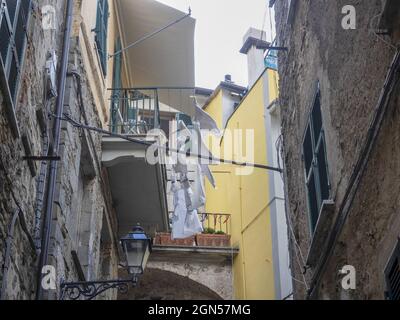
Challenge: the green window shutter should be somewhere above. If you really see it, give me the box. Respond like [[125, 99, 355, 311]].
[[303, 86, 330, 233], [0, 0, 31, 102], [385, 240, 400, 300], [95, 0, 109, 75], [111, 37, 122, 132]]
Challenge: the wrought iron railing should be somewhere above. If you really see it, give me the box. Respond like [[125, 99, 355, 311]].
[[198, 213, 231, 236], [109, 88, 160, 134], [108, 87, 195, 135], [155, 213, 232, 247]]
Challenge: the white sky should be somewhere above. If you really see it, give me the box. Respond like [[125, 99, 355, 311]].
[[157, 0, 275, 89]]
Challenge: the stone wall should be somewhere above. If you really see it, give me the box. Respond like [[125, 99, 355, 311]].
[[275, 0, 400, 299], [119, 268, 224, 300], [0, 0, 119, 300], [118, 257, 233, 300]]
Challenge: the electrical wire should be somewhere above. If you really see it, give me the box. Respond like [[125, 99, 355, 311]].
[[50, 113, 283, 173], [369, 5, 397, 51], [275, 133, 309, 290], [260, 4, 268, 41], [268, 6, 275, 43]]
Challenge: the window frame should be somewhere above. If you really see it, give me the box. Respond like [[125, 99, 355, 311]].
[[385, 239, 400, 300], [302, 83, 331, 234], [0, 0, 32, 136], [287, 0, 297, 25], [110, 37, 122, 133]]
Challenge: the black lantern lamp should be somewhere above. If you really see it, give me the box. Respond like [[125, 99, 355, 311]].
[[120, 225, 152, 276], [60, 225, 152, 300]]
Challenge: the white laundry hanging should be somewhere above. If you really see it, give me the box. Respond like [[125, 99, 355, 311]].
[[170, 178, 203, 240], [194, 99, 221, 135], [169, 104, 221, 239]]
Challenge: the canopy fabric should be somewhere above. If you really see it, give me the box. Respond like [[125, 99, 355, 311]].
[[116, 0, 196, 116]]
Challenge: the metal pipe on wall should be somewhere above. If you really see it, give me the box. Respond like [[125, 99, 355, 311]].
[[36, 0, 74, 300], [0, 209, 20, 300]]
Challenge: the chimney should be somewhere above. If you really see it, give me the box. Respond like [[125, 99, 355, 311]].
[[224, 74, 233, 83], [240, 28, 270, 87]]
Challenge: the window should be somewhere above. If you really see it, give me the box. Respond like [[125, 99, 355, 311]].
[[95, 0, 109, 75], [378, 0, 400, 36], [302, 85, 330, 234], [0, 0, 31, 102], [385, 240, 400, 300], [111, 37, 122, 133], [287, 0, 297, 25]]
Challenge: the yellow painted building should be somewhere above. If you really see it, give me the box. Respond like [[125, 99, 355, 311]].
[[203, 30, 292, 299]]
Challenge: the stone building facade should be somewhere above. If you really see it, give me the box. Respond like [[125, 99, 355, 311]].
[[0, 0, 234, 301], [274, 0, 400, 299], [0, 0, 119, 300]]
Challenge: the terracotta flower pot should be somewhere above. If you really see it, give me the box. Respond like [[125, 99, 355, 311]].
[[196, 234, 231, 247], [155, 233, 195, 246]]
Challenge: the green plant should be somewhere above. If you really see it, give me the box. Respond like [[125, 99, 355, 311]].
[[203, 227, 215, 234], [215, 230, 226, 235]]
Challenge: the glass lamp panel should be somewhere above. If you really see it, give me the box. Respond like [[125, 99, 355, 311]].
[[141, 243, 151, 271]]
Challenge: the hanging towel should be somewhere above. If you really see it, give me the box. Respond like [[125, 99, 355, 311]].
[[171, 182, 203, 240]]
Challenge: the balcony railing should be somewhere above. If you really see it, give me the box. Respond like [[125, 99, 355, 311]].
[[199, 213, 231, 235], [155, 213, 232, 248], [109, 88, 161, 134], [108, 87, 195, 135]]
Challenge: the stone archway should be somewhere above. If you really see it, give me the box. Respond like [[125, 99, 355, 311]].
[[118, 268, 223, 300]]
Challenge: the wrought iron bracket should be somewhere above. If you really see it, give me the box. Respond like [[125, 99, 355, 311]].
[[60, 276, 138, 300], [23, 156, 61, 161]]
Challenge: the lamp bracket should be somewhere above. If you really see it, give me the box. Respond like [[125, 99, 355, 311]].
[[60, 276, 138, 300]]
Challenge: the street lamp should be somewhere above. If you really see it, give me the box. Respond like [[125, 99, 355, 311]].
[[120, 225, 152, 276], [60, 226, 152, 300]]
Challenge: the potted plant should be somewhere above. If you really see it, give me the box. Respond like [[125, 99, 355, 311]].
[[154, 232, 195, 246], [196, 228, 231, 247]]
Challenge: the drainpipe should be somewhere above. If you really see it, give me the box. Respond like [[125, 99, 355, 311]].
[[0, 209, 20, 300], [36, 0, 74, 300], [33, 128, 49, 250]]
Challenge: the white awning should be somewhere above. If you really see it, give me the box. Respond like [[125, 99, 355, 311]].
[[116, 0, 196, 116]]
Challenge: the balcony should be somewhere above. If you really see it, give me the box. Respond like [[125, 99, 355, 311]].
[[109, 87, 195, 134], [102, 87, 197, 238], [101, 0, 196, 239], [152, 213, 238, 262]]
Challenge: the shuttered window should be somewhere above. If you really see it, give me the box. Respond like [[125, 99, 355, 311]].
[[95, 0, 109, 75], [302, 85, 330, 234], [385, 240, 400, 300], [110, 37, 122, 132], [0, 0, 31, 102]]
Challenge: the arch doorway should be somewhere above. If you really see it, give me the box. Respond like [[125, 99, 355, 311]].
[[118, 268, 223, 300]]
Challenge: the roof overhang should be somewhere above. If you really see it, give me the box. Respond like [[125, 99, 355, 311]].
[[239, 37, 271, 54], [102, 136, 169, 237], [116, 0, 196, 116]]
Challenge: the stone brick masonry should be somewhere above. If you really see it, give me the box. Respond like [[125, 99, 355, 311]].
[[0, 0, 118, 300], [275, 0, 400, 299]]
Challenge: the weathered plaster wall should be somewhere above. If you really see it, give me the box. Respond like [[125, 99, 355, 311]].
[[275, 0, 400, 299]]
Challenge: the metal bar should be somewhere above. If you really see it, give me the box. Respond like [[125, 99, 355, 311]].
[[36, 0, 74, 300], [23, 156, 61, 161], [265, 46, 288, 51], [109, 9, 192, 59], [60, 277, 137, 300], [108, 86, 197, 91]]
